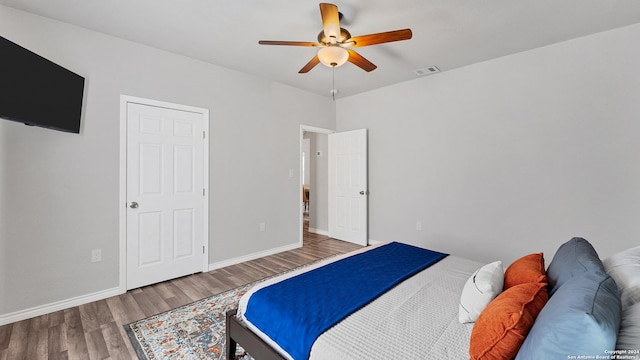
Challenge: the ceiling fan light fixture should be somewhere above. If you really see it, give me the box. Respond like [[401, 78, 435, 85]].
[[317, 46, 349, 67]]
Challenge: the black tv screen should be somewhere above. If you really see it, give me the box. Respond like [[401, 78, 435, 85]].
[[0, 35, 85, 133]]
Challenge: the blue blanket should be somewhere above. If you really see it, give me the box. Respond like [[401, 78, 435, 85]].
[[243, 242, 448, 359]]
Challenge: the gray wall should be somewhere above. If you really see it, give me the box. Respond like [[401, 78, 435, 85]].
[[0, 6, 335, 316], [336, 23, 640, 266]]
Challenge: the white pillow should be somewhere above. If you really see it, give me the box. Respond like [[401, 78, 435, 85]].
[[603, 246, 640, 310], [616, 301, 640, 350], [458, 260, 504, 323]]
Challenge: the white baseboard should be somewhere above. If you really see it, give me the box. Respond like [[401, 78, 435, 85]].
[[208, 242, 301, 271], [0, 287, 123, 326], [308, 228, 329, 236]]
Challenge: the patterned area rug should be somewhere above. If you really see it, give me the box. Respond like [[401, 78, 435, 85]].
[[124, 259, 330, 360]]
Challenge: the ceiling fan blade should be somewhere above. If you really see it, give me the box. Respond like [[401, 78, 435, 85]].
[[258, 40, 319, 47], [348, 29, 412, 47], [347, 50, 377, 72], [299, 55, 321, 73], [320, 3, 341, 41]]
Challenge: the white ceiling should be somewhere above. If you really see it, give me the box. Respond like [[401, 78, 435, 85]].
[[2, 0, 640, 98]]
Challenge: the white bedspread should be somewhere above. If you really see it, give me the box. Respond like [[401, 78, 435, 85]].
[[237, 244, 483, 360]]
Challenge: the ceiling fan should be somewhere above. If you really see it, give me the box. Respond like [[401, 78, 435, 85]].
[[258, 3, 412, 73]]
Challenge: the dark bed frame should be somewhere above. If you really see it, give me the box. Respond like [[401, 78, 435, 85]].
[[226, 308, 286, 360]]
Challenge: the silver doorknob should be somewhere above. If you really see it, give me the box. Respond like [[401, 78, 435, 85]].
[[129, 202, 139, 209]]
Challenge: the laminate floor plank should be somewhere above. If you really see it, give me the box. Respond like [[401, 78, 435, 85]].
[[206, 268, 244, 290], [47, 324, 66, 360], [48, 311, 66, 328], [0, 323, 11, 351], [116, 293, 146, 323], [102, 299, 138, 359], [95, 300, 116, 327], [63, 307, 89, 360], [102, 321, 134, 360], [129, 286, 171, 317], [150, 281, 174, 301], [78, 302, 103, 334], [169, 276, 209, 302], [157, 281, 194, 309], [5, 319, 29, 360], [26, 326, 46, 360], [193, 274, 230, 295], [85, 328, 109, 360], [0, 222, 363, 359]]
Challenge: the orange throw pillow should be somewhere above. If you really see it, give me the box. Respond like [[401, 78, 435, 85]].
[[469, 282, 548, 360], [503, 253, 546, 289]]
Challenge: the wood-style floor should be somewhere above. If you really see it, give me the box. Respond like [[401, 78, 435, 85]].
[[0, 218, 362, 360]]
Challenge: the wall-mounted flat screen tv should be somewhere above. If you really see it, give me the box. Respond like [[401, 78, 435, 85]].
[[0, 35, 85, 134]]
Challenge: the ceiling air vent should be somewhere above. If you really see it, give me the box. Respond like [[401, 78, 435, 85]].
[[413, 66, 440, 76]]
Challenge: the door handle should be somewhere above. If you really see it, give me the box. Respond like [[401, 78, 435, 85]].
[[129, 202, 139, 209], [359, 190, 369, 195]]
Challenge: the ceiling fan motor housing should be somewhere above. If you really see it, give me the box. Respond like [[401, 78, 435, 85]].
[[317, 28, 352, 45]]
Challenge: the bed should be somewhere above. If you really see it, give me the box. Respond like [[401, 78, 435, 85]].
[[226, 239, 640, 360]]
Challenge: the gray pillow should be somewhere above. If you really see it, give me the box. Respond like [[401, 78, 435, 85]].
[[546, 237, 604, 296], [516, 271, 621, 360], [515, 270, 621, 359]]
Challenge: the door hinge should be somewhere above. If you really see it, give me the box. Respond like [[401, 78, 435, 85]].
[[203, 188, 206, 196], [203, 246, 205, 254], [203, 131, 206, 139]]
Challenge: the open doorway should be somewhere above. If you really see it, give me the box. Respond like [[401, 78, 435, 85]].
[[299, 126, 369, 246], [299, 126, 334, 244]]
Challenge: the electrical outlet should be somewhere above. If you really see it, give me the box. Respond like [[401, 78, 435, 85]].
[[416, 222, 422, 231], [259, 222, 266, 232], [91, 249, 102, 263]]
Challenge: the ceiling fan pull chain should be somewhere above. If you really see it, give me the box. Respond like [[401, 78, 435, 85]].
[[332, 66, 336, 101]]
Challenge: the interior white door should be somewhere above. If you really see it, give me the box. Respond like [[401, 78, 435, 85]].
[[328, 129, 368, 246], [126, 102, 205, 289]]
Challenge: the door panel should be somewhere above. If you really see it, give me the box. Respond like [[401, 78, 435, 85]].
[[328, 129, 368, 245], [126, 102, 205, 290], [139, 143, 162, 194], [174, 146, 195, 193], [138, 211, 163, 266], [174, 208, 195, 259]]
